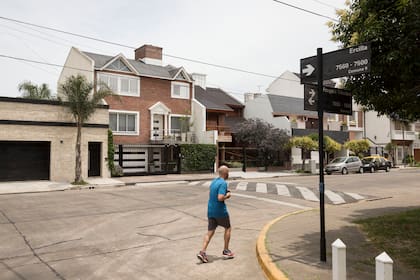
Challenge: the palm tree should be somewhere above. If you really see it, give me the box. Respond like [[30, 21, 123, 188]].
[[18, 81, 52, 99], [59, 74, 114, 184]]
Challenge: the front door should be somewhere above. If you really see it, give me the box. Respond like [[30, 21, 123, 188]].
[[152, 114, 164, 140], [88, 142, 101, 177]]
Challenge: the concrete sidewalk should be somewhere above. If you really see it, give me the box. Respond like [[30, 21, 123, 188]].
[[258, 193, 420, 280], [0, 171, 298, 195]]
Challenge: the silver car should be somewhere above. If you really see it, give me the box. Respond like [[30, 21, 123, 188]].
[[325, 156, 364, 175]]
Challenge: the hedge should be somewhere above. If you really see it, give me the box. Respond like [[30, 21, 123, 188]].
[[180, 144, 217, 172]]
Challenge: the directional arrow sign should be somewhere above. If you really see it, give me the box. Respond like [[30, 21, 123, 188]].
[[300, 42, 371, 84], [304, 85, 353, 115]]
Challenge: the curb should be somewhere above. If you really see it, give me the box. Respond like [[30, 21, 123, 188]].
[[256, 209, 314, 280]]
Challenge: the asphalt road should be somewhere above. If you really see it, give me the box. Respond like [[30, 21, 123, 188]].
[[0, 168, 418, 280], [0, 180, 312, 280]]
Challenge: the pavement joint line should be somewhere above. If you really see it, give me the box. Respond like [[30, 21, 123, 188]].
[[256, 209, 315, 280], [134, 181, 188, 187]]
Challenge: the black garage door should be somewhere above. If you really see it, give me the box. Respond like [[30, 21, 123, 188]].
[[0, 141, 50, 181]]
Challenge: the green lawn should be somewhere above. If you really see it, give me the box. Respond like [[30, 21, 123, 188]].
[[355, 208, 420, 270]]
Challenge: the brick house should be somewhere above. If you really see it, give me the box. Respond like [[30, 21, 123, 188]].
[[59, 45, 195, 174]]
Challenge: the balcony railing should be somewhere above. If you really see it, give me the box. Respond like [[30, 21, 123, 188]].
[[206, 126, 232, 142], [390, 130, 416, 141], [150, 129, 197, 144]]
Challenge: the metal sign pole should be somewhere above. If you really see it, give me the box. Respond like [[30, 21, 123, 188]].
[[317, 48, 326, 262]]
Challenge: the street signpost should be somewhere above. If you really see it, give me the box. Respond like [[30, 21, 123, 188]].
[[299, 43, 371, 262], [304, 85, 352, 115], [300, 42, 371, 83]]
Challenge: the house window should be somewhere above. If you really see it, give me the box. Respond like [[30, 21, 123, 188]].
[[170, 115, 190, 134], [98, 73, 140, 97], [171, 82, 190, 99], [109, 111, 139, 135]]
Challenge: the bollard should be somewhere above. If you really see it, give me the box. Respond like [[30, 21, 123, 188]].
[[376, 252, 393, 280], [332, 238, 346, 280]]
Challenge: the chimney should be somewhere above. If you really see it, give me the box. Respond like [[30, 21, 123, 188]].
[[135, 44, 162, 66], [192, 73, 207, 89]]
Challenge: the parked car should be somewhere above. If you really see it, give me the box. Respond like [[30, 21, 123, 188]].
[[325, 156, 363, 175], [361, 156, 391, 173]]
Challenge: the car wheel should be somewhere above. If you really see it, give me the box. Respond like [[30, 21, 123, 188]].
[[359, 167, 364, 174], [386, 166, 390, 172], [326, 172, 331, 175], [341, 167, 348, 175], [370, 166, 375, 173]]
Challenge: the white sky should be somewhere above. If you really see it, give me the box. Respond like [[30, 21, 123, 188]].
[[0, 0, 346, 101]]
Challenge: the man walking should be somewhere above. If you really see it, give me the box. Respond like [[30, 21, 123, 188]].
[[197, 165, 234, 263]]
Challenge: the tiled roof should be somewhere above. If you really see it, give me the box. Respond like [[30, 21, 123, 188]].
[[82, 51, 182, 80], [194, 86, 243, 111], [267, 94, 318, 117]]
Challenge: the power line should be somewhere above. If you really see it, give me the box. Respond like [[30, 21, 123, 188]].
[[0, 54, 94, 73], [310, 0, 339, 10], [0, 16, 279, 79], [272, 0, 338, 22]]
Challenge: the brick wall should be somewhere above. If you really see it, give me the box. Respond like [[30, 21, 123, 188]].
[[105, 76, 192, 144]]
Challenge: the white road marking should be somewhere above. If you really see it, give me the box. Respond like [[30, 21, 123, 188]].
[[188, 181, 201, 186], [256, 183, 268, 193], [344, 192, 365, 200], [296, 186, 319, 202], [325, 190, 346, 204], [236, 182, 248, 191], [232, 193, 311, 210], [276, 184, 291, 197]]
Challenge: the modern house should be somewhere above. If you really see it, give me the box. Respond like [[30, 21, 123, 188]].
[[59, 45, 198, 175], [0, 97, 109, 182], [245, 71, 349, 168], [192, 73, 245, 165]]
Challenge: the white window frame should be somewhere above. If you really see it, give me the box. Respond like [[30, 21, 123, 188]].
[[98, 72, 140, 97], [109, 110, 139, 136], [171, 81, 190, 99], [169, 114, 191, 134]]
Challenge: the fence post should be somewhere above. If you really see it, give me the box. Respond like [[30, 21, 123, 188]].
[[376, 252, 393, 280], [332, 238, 346, 280]]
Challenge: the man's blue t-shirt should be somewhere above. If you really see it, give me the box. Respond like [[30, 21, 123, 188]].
[[207, 177, 228, 218]]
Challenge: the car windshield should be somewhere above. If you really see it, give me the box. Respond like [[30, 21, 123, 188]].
[[362, 158, 374, 164], [331, 157, 346, 163]]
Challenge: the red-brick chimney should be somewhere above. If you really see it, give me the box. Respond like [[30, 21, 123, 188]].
[[135, 44, 162, 66]]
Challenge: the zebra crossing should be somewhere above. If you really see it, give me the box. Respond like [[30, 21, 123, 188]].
[[188, 180, 368, 205]]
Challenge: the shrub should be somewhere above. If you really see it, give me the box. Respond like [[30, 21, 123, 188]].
[[180, 144, 217, 172]]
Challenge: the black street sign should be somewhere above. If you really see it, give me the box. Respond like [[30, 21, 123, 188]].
[[300, 42, 371, 83], [304, 84, 352, 115]]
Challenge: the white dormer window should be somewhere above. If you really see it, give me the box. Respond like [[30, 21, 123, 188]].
[[98, 73, 140, 97], [171, 82, 190, 99]]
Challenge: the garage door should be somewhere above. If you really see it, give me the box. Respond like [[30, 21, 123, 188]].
[[0, 141, 50, 181]]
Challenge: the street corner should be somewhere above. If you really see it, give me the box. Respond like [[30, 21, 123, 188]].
[[256, 209, 314, 280]]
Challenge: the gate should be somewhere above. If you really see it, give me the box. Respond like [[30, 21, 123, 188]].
[[114, 144, 181, 175], [218, 146, 291, 171]]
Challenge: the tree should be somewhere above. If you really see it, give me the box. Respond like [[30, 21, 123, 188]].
[[289, 136, 318, 170], [329, 0, 420, 121], [308, 134, 342, 163], [18, 81, 52, 100], [59, 74, 114, 184], [236, 118, 290, 168], [344, 139, 370, 158]]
